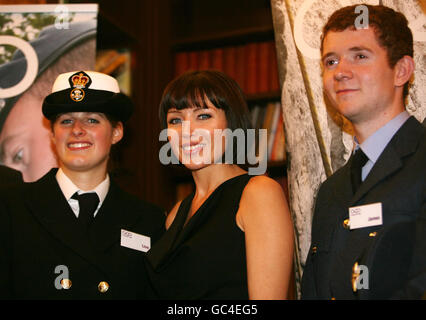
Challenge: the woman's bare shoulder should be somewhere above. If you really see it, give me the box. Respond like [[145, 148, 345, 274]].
[[243, 175, 286, 201], [237, 175, 289, 230]]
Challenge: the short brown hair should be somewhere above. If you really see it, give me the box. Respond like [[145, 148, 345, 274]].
[[321, 5, 413, 98]]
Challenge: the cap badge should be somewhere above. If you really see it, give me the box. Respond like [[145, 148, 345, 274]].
[[69, 71, 91, 102]]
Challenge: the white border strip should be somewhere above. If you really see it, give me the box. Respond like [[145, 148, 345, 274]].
[[0, 4, 98, 13]]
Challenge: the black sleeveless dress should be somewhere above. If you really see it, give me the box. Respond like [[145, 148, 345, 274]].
[[146, 174, 252, 299]]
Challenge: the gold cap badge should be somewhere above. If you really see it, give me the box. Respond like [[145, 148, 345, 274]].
[[69, 71, 92, 102]]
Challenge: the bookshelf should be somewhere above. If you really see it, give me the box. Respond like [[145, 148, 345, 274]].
[[173, 40, 280, 96], [170, 0, 287, 202]]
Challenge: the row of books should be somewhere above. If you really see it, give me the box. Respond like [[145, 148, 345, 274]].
[[173, 41, 280, 95], [251, 102, 286, 163]]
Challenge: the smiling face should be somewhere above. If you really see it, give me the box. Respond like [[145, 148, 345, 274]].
[[51, 112, 123, 175], [166, 98, 228, 171], [322, 27, 404, 128]]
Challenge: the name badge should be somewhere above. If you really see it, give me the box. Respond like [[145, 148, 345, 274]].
[[349, 202, 383, 230], [120, 229, 151, 252]]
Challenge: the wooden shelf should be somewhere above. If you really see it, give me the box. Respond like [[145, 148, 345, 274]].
[[172, 26, 275, 51], [171, 0, 274, 51], [246, 91, 281, 104]]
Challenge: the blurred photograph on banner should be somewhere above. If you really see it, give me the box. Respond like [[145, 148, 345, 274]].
[[0, 4, 98, 182]]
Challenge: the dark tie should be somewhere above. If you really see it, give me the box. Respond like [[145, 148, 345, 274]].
[[71, 192, 99, 230], [350, 148, 368, 194]]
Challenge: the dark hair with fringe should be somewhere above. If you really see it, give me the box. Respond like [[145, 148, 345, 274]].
[[159, 70, 254, 164]]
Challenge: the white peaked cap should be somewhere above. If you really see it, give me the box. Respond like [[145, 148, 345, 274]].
[[51, 70, 120, 93]]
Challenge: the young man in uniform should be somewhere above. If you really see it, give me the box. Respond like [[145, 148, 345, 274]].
[[302, 5, 425, 299]]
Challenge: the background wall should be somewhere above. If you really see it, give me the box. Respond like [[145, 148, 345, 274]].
[[271, 0, 425, 297], [0, 0, 284, 212]]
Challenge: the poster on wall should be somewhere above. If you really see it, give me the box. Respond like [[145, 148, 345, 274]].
[[0, 4, 98, 183]]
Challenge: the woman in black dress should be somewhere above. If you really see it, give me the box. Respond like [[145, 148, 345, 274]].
[[147, 70, 294, 299]]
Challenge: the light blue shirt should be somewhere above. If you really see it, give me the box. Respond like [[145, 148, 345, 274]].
[[354, 111, 410, 181]]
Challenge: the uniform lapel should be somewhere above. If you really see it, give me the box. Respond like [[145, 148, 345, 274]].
[[326, 163, 354, 221], [24, 169, 100, 267], [339, 165, 354, 206], [349, 144, 402, 206], [349, 117, 423, 206], [89, 179, 143, 253]]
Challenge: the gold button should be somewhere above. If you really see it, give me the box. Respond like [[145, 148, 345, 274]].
[[60, 279, 72, 290], [311, 246, 317, 254], [331, 297, 336, 300], [343, 219, 350, 229], [369, 232, 377, 237], [98, 281, 109, 293], [352, 262, 360, 292]]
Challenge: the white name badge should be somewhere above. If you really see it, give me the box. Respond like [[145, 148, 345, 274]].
[[120, 229, 151, 252], [349, 202, 383, 230]]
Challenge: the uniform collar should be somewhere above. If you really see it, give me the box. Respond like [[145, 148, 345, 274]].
[[56, 167, 109, 205], [354, 111, 410, 164]]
